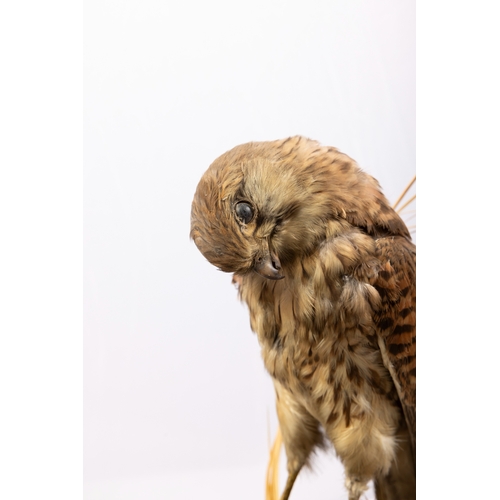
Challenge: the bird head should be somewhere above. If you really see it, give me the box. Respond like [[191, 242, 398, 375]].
[[190, 136, 410, 280]]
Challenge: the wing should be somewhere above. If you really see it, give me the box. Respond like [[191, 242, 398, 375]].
[[372, 235, 416, 458]]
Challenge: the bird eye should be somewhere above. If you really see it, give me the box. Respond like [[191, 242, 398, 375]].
[[235, 202, 254, 224]]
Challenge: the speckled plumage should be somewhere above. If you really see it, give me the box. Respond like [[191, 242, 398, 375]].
[[191, 136, 416, 500]]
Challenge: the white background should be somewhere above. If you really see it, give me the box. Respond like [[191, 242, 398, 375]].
[[83, 1, 415, 499]]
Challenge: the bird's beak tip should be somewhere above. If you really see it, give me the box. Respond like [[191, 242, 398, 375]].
[[254, 252, 284, 280]]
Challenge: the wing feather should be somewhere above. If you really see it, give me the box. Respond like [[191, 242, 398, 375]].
[[372, 236, 416, 458]]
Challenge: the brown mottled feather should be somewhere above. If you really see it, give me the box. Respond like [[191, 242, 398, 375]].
[[372, 236, 416, 456], [191, 136, 416, 500]]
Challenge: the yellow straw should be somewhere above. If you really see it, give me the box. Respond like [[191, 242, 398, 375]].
[[392, 175, 416, 210], [265, 427, 283, 500]]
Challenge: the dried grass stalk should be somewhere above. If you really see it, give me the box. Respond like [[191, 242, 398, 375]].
[[396, 193, 416, 214], [392, 175, 416, 211], [265, 426, 282, 500]]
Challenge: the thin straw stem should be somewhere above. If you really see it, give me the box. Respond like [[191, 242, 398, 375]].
[[266, 427, 282, 500], [392, 175, 416, 210], [396, 194, 416, 214]]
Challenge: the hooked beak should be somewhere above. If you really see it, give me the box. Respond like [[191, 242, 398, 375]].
[[254, 250, 284, 280]]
